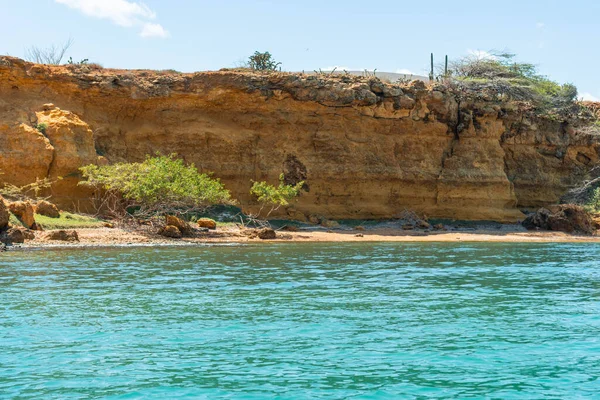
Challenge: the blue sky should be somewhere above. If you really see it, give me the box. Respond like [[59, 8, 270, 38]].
[[2, 0, 598, 100]]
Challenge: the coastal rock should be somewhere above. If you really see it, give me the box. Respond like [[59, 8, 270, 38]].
[[321, 219, 340, 228], [257, 228, 277, 240], [158, 225, 183, 238], [0, 122, 54, 189], [4, 227, 35, 244], [35, 200, 60, 218], [592, 215, 600, 230], [0, 195, 8, 230], [1, 56, 599, 223], [308, 215, 322, 225], [197, 218, 217, 230], [522, 205, 595, 235], [22, 229, 35, 240], [165, 215, 192, 236], [5, 227, 26, 243], [35, 107, 101, 210], [416, 220, 431, 229], [8, 201, 36, 229], [44, 229, 79, 241]]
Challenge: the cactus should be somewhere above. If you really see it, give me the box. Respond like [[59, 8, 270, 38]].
[[445, 55, 448, 77], [429, 53, 434, 81]]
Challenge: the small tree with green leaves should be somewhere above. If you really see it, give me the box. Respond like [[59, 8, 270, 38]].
[[247, 51, 281, 71], [585, 187, 600, 213], [249, 173, 303, 226], [79, 154, 233, 219]]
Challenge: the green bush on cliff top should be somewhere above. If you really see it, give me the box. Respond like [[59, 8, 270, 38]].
[[247, 51, 281, 71], [80, 154, 232, 217], [448, 52, 578, 109]]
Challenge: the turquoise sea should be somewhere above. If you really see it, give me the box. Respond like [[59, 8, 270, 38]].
[[1, 243, 599, 399]]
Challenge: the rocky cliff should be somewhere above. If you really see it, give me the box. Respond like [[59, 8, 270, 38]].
[[1, 56, 599, 222]]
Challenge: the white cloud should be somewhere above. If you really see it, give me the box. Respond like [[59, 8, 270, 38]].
[[55, 0, 168, 38], [536, 22, 545, 29], [580, 92, 600, 102], [467, 49, 496, 60], [140, 23, 169, 38], [396, 68, 415, 75]]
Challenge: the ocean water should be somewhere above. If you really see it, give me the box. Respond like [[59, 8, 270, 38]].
[[1, 243, 599, 399]]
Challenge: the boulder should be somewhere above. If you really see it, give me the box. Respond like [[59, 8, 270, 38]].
[[165, 215, 192, 235], [592, 215, 600, 230], [8, 201, 36, 229], [0, 195, 8, 230], [354, 225, 366, 231], [44, 230, 79, 242], [35, 200, 60, 218], [416, 220, 431, 229], [321, 219, 340, 228], [197, 218, 217, 230], [523, 205, 595, 235], [257, 228, 277, 240], [22, 229, 35, 240], [158, 225, 183, 239], [308, 215, 322, 225], [433, 223, 446, 231], [5, 228, 26, 244]]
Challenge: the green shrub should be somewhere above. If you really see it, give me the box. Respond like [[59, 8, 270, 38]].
[[250, 173, 303, 219], [585, 187, 600, 213], [80, 154, 233, 217], [67, 57, 89, 65], [447, 52, 578, 111], [247, 51, 281, 71], [35, 123, 48, 134]]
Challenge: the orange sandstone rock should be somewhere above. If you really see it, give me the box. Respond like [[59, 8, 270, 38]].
[[35, 200, 60, 218], [1, 56, 599, 223], [8, 201, 36, 229]]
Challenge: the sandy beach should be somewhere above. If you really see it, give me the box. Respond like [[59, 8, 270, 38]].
[[5, 225, 600, 251]]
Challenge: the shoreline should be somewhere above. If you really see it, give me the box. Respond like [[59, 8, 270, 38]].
[[4, 226, 600, 252]]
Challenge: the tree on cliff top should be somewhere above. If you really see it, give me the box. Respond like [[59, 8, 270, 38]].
[[79, 154, 233, 218], [247, 51, 281, 71], [25, 38, 74, 65]]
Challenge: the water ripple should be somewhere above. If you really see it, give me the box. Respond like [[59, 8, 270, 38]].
[[1, 243, 599, 399]]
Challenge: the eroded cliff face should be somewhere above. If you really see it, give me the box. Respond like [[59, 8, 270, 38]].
[[1, 56, 598, 222]]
